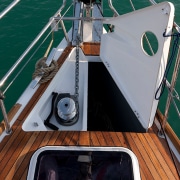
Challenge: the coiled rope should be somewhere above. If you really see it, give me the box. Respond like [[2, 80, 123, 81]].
[[32, 57, 58, 84], [32, 32, 59, 84]]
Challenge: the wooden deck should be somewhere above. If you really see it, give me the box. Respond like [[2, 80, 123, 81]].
[[0, 43, 179, 179]]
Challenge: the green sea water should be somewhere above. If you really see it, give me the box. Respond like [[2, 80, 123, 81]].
[[0, 0, 180, 138]]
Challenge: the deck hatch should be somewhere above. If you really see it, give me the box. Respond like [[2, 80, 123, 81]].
[[27, 146, 140, 180]]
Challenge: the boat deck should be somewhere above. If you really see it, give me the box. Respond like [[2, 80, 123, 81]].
[[0, 43, 179, 179]]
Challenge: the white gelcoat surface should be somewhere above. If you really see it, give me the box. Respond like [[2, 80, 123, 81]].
[[100, 2, 174, 129]]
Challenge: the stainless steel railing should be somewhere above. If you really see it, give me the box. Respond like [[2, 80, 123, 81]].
[[0, 0, 179, 135], [0, 0, 67, 88], [163, 47, 180, 128], [0, 0, 67, 134], [148, 0, 180, 126], [0, 0, 20, 19], [108, 0, 119, 16]]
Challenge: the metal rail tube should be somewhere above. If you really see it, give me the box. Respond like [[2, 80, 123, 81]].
[[54, 17, 109, 21], [150, 0, 180, 125], [148, 0, 157, 5], [0, 91, 11, 134], [108, 0, 119, 16], [0, 0, 20, 19], [0, 0, 67, 87], [164, 47, 180, 127]]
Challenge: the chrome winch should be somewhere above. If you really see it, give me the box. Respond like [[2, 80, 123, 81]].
[[54, 93, 78, 126]]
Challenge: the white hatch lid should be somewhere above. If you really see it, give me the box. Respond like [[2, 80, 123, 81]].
[[100, 2, 174, 129]]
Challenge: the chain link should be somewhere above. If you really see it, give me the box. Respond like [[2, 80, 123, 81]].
[[75, 35, 81, 105]]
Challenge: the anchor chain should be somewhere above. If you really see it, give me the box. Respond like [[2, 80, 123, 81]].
[[75, 35, 81, 106], [44, 35, 81, 129]]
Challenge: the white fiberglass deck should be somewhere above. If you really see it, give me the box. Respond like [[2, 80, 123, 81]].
[[22, 48, 88, 131]]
